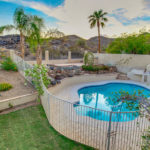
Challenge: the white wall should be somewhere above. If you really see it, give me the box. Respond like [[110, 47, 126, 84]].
[[94, 53, 150, 73], [0, 93, 37, 111]]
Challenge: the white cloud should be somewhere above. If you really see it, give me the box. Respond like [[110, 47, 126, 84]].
[[143, 0, 150, 8], [1, 0, 150, 38]]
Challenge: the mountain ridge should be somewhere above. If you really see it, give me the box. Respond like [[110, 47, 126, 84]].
[[0, 34, 114, 59]]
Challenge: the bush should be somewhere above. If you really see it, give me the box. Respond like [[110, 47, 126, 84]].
[[84, 52, 94, 66], [1, 57, 18, 71], [82, 65, 98, 71], [76, 39, 87, 48], [100, 65, 110, 70], [82, 65, 109, 72], [0, 83, 13, 91], [25, 65, 50, 96], [106, 32, 150, 54], [0, 52, 6, 59]]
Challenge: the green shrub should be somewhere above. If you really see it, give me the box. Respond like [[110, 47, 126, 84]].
[[84, 52, 94, 66], [0, 83, 13, 91], [25, 65, 50, 97], [76, 39, 87, 48], [82, 65, 109, 72], [8, 103, 13, 108], [100, 65, 109, 70], [106, 31, 150, 54], [0, 52, 6, 59], [82, 65, 98, 71], [1, 57, 18, 71]]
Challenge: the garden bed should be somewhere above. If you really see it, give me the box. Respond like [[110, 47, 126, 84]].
[[47, 64, 118, 86], [0, 69, 35, 100]]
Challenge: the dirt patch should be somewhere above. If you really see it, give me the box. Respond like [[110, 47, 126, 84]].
[[0, 69, 35, 100]]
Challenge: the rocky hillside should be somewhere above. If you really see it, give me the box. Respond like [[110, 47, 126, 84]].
[[0, 35, 20, 49], [0, 34, 114, 59], [87, 36, 114, 51], [0, 35, 29, 55], [50, 35, 114, 52]]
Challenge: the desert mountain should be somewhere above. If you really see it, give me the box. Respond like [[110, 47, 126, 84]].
[[0, 34, 114, 59]]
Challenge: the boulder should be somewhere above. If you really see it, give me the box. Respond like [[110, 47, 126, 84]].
[[55, 73, 64, 80], [51, 80, 57, 86], [56, 80, 61, 84]]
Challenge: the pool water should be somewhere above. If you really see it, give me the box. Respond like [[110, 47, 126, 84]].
[[74, 83, 150, 122]]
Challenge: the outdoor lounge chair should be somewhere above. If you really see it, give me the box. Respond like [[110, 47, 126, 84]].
[[127, 65, 150, 83]]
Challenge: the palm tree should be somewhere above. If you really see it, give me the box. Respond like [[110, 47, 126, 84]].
[[0, 7, 29, 59], [13, 7, 29, 59], [27, 15, 44, 65], [89, 10, 108, 53]]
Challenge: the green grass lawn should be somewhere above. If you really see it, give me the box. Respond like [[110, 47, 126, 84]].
[[0, 105, 94, 150]]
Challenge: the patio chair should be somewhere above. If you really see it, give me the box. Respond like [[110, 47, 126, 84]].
[[127, 64, 150, 83], [127, 69, 145, 82]]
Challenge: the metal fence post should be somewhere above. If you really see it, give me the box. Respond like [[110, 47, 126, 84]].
[[107, 111, 113, 150]]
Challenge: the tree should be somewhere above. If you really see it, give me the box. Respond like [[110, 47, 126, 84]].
[[106, 32, 150, 54], [44, 28, 65, 39], [41, 29, 66, 59], [0, 7, 29, 59], [76, 39, 86, 48], [27, 15, 44, 65], [13, 7, 29, 59], [111, 90, 150, 149], [88, 10, 108, 53]]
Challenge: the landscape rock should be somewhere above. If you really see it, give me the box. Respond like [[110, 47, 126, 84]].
[[67, 73, 74, 77], [51, 80, 57, 86], [48, 65, 118, 86], [55, 73, 64, 80], [56, 80, 61, 84]]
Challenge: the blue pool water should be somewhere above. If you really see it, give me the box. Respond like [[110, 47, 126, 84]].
[[74, 83, 150, 122]]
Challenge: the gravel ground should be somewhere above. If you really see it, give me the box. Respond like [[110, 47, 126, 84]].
[[0, 69, 35, 100]]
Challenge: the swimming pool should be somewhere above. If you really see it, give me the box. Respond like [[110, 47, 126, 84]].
[[74, 82, 150, 122]]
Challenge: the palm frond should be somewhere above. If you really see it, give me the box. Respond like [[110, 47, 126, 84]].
[[103, 12, 108, 16], [13, 7, 29, 33], [98, 9, 103, 16], [101, 22, 105, 28], [88, 9, 108, 29], [26, 15, 45, 47], [102, 17, 108, 22], [88, 15, 95, 19], [89, 18, 95, 23], [90, 20, 96, 28], [0, 25, 14, 35]]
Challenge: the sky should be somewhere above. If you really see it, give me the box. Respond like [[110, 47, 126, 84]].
[[0, 0, 150, 39]]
